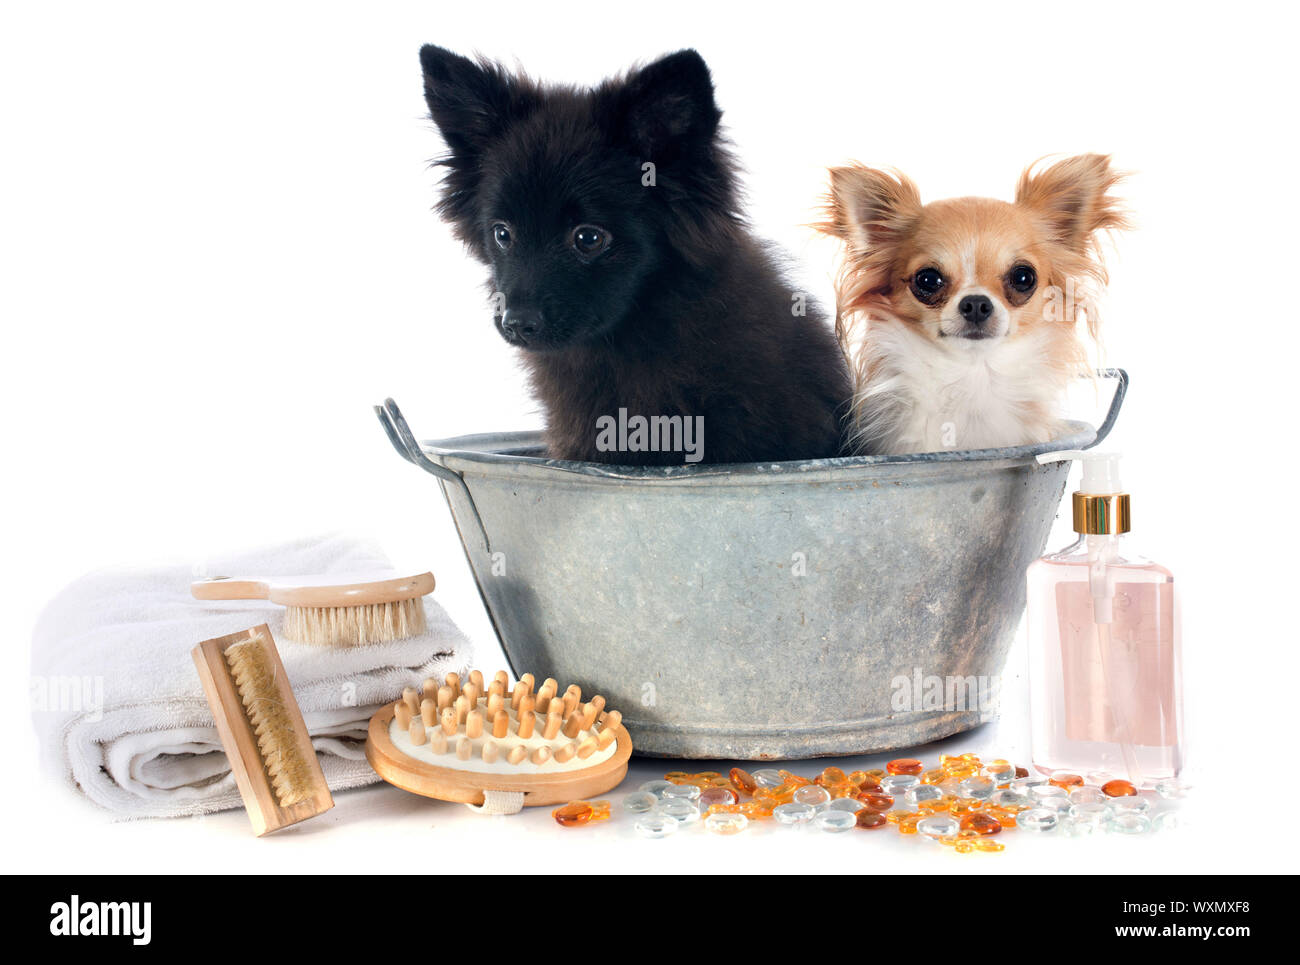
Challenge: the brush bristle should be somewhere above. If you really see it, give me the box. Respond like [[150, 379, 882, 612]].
[[282, 598, 426, 647], [224, 635, 312, 807]]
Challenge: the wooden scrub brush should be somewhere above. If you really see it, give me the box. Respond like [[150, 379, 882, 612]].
[[191, 570, 435, 647], [192, 624, 333, 835], [365, 669, 632, 809]]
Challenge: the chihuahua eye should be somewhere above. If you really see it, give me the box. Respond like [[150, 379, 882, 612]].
[[572, 225, 611, 256], [1008, 264, 1037, 293], [492, 223, 513, 250], [910, 267, 946, 303]]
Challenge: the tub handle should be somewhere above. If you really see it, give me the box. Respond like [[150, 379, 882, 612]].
[[374, 398, 492, 554], [1085, 368, 1128, 450]]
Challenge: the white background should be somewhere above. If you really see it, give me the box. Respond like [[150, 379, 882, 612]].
[[2, 0, 1297, 874]]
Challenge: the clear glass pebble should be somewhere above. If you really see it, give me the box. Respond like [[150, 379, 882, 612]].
[[1010, 776, 1047, 795], [704, 811, 749, 835], [880, 774, 920, 794], [657, 799, 699, 824], [1155, 778, 1188, 800], [793, 785, 831, 807], [1111, 795, 1150, 814], [1086, 770, 1115, 786], [1037, 796, 1072, 814], [959, 776, 995, 800], [772, 801, 817, 826], [662, 783, 701, 802], [816, 810, 857, 833], [1151, 810, 1181, 832], [905, 785, 944, 806], [1069, 802, 1111, 825], [635, 813, 679, 838], [916, 814, 960, 838], [697, 786, 738, 809], [990, 789, 1032, 809], [639, 780, 675, 798], [752, 768, 785, 788], [1018, 808, 1060, 832], [623, 791, 659, 813], [1060, 817, 1097, 838], [1108, 812, 1151, 835], [828, 797, 866, 813], [1029, 783, 1067, 802], [1068, 787, 1108, 806]]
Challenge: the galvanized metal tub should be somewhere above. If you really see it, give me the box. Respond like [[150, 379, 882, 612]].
[[376, 371, 1125, 760]]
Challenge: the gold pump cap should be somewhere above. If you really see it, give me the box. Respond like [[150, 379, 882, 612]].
[[1037, 450, 1131, 535]]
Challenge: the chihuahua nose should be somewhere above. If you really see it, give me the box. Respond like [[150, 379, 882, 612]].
[[958, 294, 994, 325], [501, 308, 544, 342]]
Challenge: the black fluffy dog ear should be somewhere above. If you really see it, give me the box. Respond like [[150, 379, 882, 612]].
[[420, 45, 535, 251], [611, 49, 721, 159], [420, 45, 528, 154]]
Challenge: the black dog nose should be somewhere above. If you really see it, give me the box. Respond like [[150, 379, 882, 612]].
[[501, 308, 544, 342], [958, 294, 994, 325]]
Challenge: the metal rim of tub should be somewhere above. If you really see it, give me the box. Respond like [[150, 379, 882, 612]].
[[374, 369, 1127, 760]]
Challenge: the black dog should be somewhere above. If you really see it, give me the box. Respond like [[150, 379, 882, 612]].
[[419, 45, 850, 465]]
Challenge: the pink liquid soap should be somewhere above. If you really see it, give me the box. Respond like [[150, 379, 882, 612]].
[[1027, 452, 1183, 788]]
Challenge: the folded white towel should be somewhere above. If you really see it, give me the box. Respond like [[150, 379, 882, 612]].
[[30, 534, 471, 818]]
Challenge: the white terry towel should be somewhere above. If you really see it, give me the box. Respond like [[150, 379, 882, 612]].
[[30, 534, 471, 818]]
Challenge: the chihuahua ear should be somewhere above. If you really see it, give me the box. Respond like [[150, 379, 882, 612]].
[[609, 49, 722, 159], [1016, 154, 1129, 248], [420, 45, 534, 156], [820, 165, 922, 253]]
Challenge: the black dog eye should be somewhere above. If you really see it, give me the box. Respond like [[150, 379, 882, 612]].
[[492, 223, 512, 250], [911, 267, 945, 301], [572, 225, 610, 255], [1008, 264, 1037, 293]]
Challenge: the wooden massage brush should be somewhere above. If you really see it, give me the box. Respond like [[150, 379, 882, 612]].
[[191, 571, 436, 647], [191, 625, 333, 835], [365, 669, 632, 809]]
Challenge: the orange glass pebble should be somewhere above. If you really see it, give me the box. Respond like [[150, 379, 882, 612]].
[[740, 801, 774, 819], [552, 801, 594, 827], [858, 792, 894, 811], [817, 766, 849, 786], [897, 813, 923, 835], [694, 771, 721, 780], [855, 809, 888, 829], [1050, 773, 1084, 790], [848, 770, 870, 786], [729, 767, 758, 795], [857, 780, 884, 794], [827, 782, 859, 799], [948, 799, 983, 816], [1015, 766, 1029, 778], [985, 806, 1017, 829], [954, 839, 976, 853], [664, 771, 692, 783], [921, 768, 947, 785], [887, 758, 924, 776], [587, 800, 611, 821], [974, 838, 1005, 853], [960, 812, 1003, 836], [863, 768, 886, 782], [1102, 779, 1138, 797]]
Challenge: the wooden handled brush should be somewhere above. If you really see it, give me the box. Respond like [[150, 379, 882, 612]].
[[366, 669, 631, 808], [191, 571, 435, 647], [192, 625, 333, 835]]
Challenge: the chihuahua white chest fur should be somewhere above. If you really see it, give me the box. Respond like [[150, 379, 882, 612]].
[[850, 321, 1067, 455]]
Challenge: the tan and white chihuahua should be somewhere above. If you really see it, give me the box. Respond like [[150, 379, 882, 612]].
[[819, 154, 1127, 455]]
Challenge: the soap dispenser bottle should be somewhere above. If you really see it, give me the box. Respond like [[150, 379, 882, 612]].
[[1026, 451, 1182, 787]]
